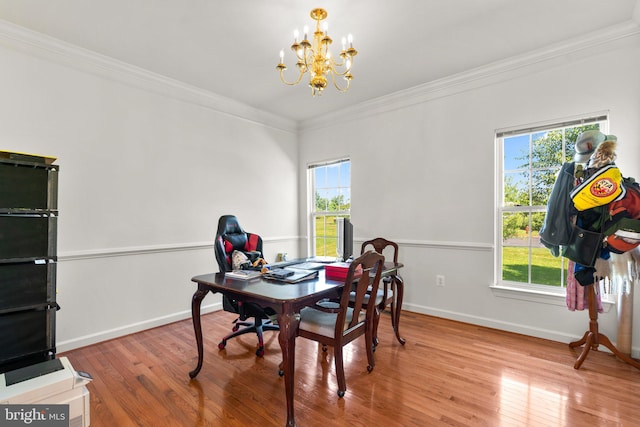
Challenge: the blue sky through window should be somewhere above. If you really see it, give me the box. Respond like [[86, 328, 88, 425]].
[[314, 161, 351, 205], [504, 134, 529, 171]]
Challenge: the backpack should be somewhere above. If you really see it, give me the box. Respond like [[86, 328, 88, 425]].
[[570, 164, 625, 211], [603, 179, 640, 253]]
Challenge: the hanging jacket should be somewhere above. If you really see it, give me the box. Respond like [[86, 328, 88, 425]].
[[540, 162, 577, 256]]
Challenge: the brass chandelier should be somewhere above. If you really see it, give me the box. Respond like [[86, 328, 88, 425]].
[[276, 8, 357, 96]]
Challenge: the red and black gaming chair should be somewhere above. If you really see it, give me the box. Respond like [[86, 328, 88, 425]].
[[214, 215, 278, 357]]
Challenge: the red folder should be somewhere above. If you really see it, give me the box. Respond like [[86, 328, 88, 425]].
[[325, 262, 361, 281]]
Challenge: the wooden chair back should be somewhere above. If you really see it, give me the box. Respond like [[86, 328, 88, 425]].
[[358, 237, 406, 346], [361, 237, 398, 264], [337, 250, 385, 338]]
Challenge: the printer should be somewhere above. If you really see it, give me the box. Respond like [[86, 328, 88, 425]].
[[1, 357, 91, 427]]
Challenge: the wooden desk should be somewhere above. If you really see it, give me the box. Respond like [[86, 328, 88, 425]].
[[189, 262, 402, 427]]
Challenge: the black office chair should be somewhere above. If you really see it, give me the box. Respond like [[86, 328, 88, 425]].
[[214, 215, 278, 357]]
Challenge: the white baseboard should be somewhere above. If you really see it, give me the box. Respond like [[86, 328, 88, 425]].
[[58, 301, 639, 361], [403, 303, 640, 359], [56, 302, 222, 353]]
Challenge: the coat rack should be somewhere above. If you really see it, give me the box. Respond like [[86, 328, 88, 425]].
[[569, 283, 640, 370]]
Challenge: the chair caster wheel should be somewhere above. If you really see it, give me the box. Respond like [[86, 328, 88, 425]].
[[256, 347, 264, 357], [337, 390, 345, 398], [367, 365, 374, 373], [278, 370, 284, 377], [218, 341, 226, 350]]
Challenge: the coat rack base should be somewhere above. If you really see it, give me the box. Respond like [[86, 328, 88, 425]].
[[569, 283, 640, 370]]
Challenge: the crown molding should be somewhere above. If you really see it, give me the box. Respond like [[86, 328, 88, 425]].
[[0, 19, 298, 134], [2, 18, 638, 136], [300, 20, 640, 133]]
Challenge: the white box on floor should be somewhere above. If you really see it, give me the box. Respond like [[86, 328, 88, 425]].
[[0, 357, 92, 427]]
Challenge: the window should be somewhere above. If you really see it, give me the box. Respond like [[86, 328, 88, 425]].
[[309, 159, 351, 257], [497, 115, 608, 292]]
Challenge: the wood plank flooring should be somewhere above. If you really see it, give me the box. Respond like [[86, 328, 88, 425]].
[[60, 311, 640, 426]]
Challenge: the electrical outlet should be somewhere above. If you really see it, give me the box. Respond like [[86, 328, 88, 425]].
[[436, 275, 445, 287]]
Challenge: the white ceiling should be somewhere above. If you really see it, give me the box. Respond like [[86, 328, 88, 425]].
[[1, 0, 638, 123]]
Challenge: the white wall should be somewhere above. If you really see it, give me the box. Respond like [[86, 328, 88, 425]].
[[0, 24, 300, 351], [299, 26, 640, 356], [2, 19, 640, 359]]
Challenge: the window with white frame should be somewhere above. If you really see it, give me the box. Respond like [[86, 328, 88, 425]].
[[497, 115, 608, 291], [309, 159, 351, 257]]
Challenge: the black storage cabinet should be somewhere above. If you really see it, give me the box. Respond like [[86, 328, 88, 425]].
[[0, 152, 59, 373]]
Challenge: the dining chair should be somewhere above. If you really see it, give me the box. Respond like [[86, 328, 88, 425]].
[[296, 250, 384, 397], [359, 237, 406, 346]]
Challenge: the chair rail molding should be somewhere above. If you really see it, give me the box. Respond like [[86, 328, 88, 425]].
[[58, 236, 301, 261], [355, 238, 493, 252]]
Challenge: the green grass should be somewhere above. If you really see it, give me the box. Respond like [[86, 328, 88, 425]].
[[314, 216, 340, 257], [502, 246, 567, 286]]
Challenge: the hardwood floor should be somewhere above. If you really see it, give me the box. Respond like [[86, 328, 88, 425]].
[[61, 311, 640, 426]]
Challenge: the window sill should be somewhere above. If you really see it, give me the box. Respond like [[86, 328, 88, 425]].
[[490, 283, 615, 313]]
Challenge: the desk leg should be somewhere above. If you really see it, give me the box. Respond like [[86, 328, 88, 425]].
[[393, 275, 406, 345], [277, 309, 299, 427], [189, 286, 210, 379]]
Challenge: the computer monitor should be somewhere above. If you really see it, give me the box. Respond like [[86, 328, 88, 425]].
[[336, 217, 353, 261]]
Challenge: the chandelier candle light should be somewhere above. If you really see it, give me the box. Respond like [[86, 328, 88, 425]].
[[277, 8, 357, 96]]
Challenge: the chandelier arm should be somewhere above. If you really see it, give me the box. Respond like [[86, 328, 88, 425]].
[[331, 56, 353, 72], [329, 65, 352, 77], [330, 71, 351, 93], [278, 67, 306, 86]]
